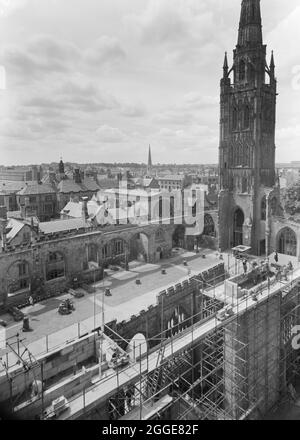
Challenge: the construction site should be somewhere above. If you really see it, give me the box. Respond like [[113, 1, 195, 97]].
[[0, 252, 300, 421]]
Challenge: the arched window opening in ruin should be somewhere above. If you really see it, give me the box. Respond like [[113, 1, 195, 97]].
[[233, 208, 244, 247], [203, 214, 216, 237], [166, 306, 187, 338], [278, 228, 297, 257], [46, 251, 65, 281], [271, 197, 277, 216], [7, 260, 30, 294]]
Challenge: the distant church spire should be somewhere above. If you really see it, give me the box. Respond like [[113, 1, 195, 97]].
[[147, 145, 153, 176], [58, 156, 65, 174], [238, 0, 262, 47]]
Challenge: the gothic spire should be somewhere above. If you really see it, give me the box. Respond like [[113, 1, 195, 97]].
[[223, 52, 228, 76], [237, 0, 263, 47], [148, 145, 152, 168], [270, 51, 275, 69], [147, 145, 152, 176]]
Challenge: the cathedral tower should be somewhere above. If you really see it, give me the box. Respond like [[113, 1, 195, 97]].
[[218, 0, 277, 255]]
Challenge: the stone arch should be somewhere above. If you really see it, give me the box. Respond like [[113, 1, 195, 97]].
[[46, 250, 66, 281], [129, 232, 149, 263], [172, 225, 186, 248], [126, 333, 147, 361], [156, 246, 163, 261], [101, 237, 128, 268], [233, 207, 245, 247], [277, 227, 297, 257], [7, 259, 31, 294]]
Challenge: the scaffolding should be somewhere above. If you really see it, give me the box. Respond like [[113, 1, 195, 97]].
[[0, 333, 44, 416], [2, 260, 300, 421], [103, 265, 300, 421]]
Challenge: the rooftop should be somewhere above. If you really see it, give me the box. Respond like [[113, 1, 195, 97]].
[[57, 177, 100, 194], [17, 183, 56, 196], [39, 218, 92, 235]]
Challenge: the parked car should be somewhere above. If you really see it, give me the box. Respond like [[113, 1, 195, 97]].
[[69, 289, 85, 298], [0, 319, 7, 327], [58, 299, 75, 315]]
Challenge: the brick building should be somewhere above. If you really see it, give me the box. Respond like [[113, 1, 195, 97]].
[[17, 182, 58, 222]]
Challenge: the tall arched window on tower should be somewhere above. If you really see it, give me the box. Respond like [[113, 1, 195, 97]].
[[251, 3, 256, 20], [239, 60, 246, 81], [243, 104, 250, 129], [249, 62, 255, 82], [233, 107, 238, 131], [261, 196, 266, 221]]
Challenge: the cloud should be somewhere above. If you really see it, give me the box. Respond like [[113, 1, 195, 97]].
[[0, 0, 27, 17], [2, 35, 81, 81], [120, 103, 146, 118], [0, 117, 45, 139], [125, 0, 212, 45], [22, 76, 119, 113], [123, 0, 231, 68], [2, 33, 127, 82], [85, 36, 126, 68], [96, 125, 127, 143], [266, 6, 300, 79], [153, 92, 218, 126], [183, 92, 219, 109]]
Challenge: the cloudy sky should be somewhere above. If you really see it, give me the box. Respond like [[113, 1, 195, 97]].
[[0, 0, 300, 166]]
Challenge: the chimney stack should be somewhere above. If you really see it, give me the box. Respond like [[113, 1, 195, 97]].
[[82, 197, 89, 221]]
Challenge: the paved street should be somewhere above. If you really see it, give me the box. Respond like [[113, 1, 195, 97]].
[[0, 248, 230, 369]]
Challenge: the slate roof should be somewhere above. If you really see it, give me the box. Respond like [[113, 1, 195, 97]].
[[0, 181, 26, 194], [6, 218, 25, 242], [17, 183, 56, 196], [38, 218, 92, 234], [57, 178, 100, 194], [157, 175, 185, 181]]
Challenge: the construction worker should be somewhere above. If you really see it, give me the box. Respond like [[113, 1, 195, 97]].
[[242, 259, 248, 274], [274, 252, 279, 264]]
